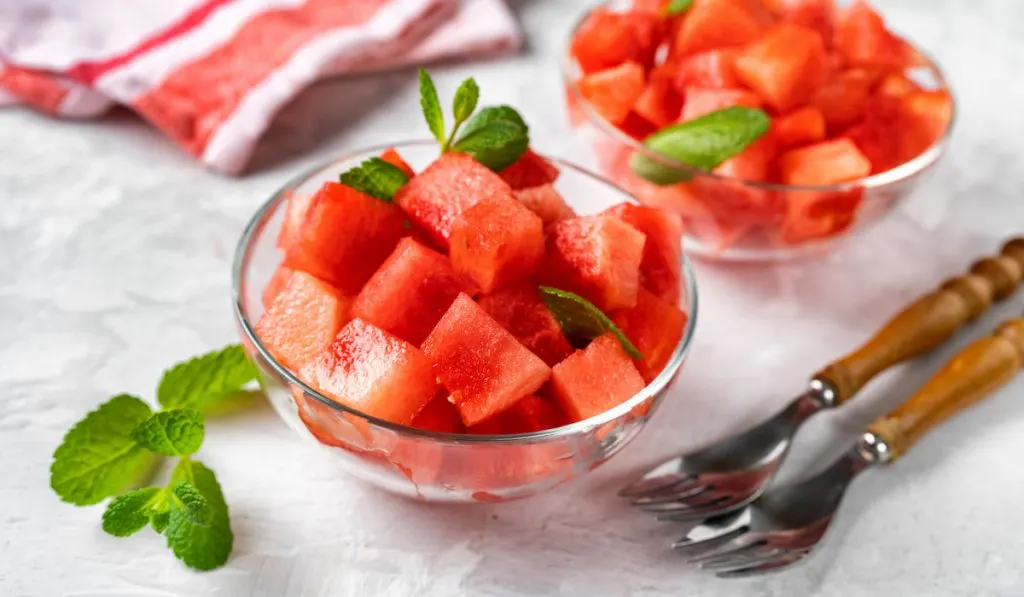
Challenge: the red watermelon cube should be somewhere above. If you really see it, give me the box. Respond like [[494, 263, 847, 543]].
[[811, 68, 875, 131], [844, 95, 903, 173], [380, 147, 415, 178], [772, 106, 826, 150], [897, 89, 953, 162], [672, 49, 741, 91], [255, 271, 353, 371], [513, 184, 576, 225], [300, 318, 437, 426], [261, 265, 294, 309], [673, 0, 774, 56], [394, 153, 514, 248], [733, 24, 829, 112], [275, 192, 313, 250], [780, 188, 863, 243], [550, 334, 646, 422], [411, 393, 464, 434], [780, 0, 836, 46], [283, 182, 405, 294], [541, 215, 646, 312], [422, 294, 551, 426], [633, 73, 683, 128], [875, 73, 920, 99], [612, 288, 688, 382], [476, 282, 574, 367], [449, 197, 545, 294], [499, 148, 560, 190], [778, 137, 871, 186], [835, 1, 921, 70], [680, 87, 762, 122], [469, 395, 566, 435], [571, 9, 662, 74], [577, 62, 647, 125], [603, 203, 683, 305], [350, 237, 474, 346]]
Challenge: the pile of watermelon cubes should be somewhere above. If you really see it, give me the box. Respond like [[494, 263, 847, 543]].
[[256, 148, 688, 439], [569, 0, 953, 249]]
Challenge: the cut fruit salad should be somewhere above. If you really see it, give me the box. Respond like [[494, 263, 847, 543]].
[[255, 70, 689, 440], [568, 0, 953, 252]]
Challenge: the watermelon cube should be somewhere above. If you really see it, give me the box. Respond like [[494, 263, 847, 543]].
[[844, 95, 903, 173], [778, 138, 871, 186], [255, 271, 352, 371], [541, 215, 646, 312], [780, 0, 835, 46], [550, 334, 646, 422], [680, 87, 762, 122], [498, 148, 560, 190], [673, 0, 773, 56], [422, 294, 551, 426], [781, 188, 863, 243], [261, 265, 293, 309], [633, 74, 683, 128], [394, 153, 514, 248], [350, 237, 474, 346], [300, 319, 437, 426], [410, 393, 464, 434], [811, 69, 875, 131], [577, 62, 647, 125], [469, 395, 566, 435], [834, 1, 922, 71], [476, 283, 574, 367], [283, 181, 405, 293], [449, 197, 545, 293], [898, 89, 953, 162], [672, 49, 741, 91], [380, 147, 415, 178], [612, 288, 688, 382], [733, 24, 829, 112], [275, 192, 313, 250], [604, 203, 683, 305], [513, 184, 576, 225], [571, 9, 662, 74], [875, 73, 920, 99], [772, 106, 826, 150]]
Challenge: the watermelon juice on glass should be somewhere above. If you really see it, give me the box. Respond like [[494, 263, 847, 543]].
[[563, 0, 955, 261], [233, 71, 698, 503]]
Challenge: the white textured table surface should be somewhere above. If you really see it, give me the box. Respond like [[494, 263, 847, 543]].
[[3, 1, 1024, 595]]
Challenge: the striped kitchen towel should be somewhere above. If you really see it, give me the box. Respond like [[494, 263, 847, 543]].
[[0, 0, 521, 174]]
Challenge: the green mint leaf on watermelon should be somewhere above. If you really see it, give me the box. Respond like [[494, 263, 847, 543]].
[[459, 105, 529, 140], [165, 459, 233, 571], [50, 394, 156, 506], [339, 158, 410, 202], [102, 487, 163, 537], [538, 287, 643, 359], [445, 77, 480, 150], [157, 344, 257, 413], [663, 0, 694, 16], [452, 119, 529, 172], [418, 68, 446, 145], [630, 106, 770, 185], [132, 409, 204, 457]]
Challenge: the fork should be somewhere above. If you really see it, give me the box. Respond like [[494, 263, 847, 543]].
[[621, 238, 1024, 520], [674, 316, 1024, 578]]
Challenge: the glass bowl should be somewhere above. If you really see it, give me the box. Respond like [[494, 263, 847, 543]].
[[562, 0, 956, 262], [232, 141, 699, 503]]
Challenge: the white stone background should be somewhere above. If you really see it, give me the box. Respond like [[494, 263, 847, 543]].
[[2, 0, 1024, 595]]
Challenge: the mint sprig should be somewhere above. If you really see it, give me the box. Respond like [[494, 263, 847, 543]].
[[664, 0, 695, 16], [418, 69, 530, 172], [53, 343, 255, 571], [630, 106, 771, 185], [339, 157, 410, 201], [538, 286, 643, 359]]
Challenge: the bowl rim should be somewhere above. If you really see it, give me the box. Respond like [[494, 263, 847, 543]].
[[232, 139, 700, 445], [560, 0, 958, 193]]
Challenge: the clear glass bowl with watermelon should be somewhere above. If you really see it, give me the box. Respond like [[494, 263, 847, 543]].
[[233, 138, 698, 503], [563, 0, 956, 261]]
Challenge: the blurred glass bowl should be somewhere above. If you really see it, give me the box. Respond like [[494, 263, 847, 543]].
[[562, 0, 956, 262], [233, 141, 698, 503]]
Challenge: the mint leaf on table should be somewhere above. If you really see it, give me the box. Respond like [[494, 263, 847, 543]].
[[166, 459, 233, 571], [102, 487, 163, 537], [339, 157, 410, 202], [538, 287, 643, 359], [157, 344, 257, 413], [171, 482, 211, 526], [132, 410, 204, 457], [630, 106, 771, 185], [419, 68, 446, 146], [50, 394, 155, 506], [663, 0, 694, 16]]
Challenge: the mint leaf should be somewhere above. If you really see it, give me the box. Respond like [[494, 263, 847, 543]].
[[171, 482, 210, 526], [50, 394, 155, 506], [151, 509, 171, 534], [339, 157, 410, 202], [102, 487, 162, 537], [538, 287, 643, 359], [630, 106, 770, 185], [419, 68, 445, 145], [157, 345, 257, 412], [459, 105, 528, 140], [452, 120, 529, 172], [664, 0, 694, 16], [166, 459, 232, 571], [132, 410, 204, 457]]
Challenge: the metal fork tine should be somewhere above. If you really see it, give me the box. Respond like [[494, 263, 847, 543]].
[[637, 490, 717, 513], [655, 497, 746, 522], [686, 535, 763, 564], [630, 481, 709, 506], [672, 526, 747, 558], [619, 461, 693, 498], [699, 548, 786, 572], [715, 550, 811, 579]]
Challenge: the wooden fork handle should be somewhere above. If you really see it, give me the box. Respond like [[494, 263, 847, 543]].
[[867, 317, 1024, 460], [817, 238, 1024, 404]]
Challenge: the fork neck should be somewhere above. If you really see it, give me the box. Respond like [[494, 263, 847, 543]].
[[790, 377, 841, 426]]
